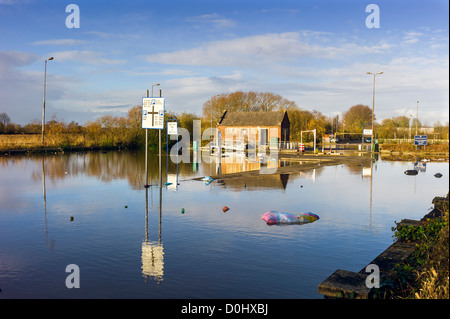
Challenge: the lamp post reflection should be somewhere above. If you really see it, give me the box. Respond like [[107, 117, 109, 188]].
[[42, 157, 55, 249], [361, 158, 376, 231]]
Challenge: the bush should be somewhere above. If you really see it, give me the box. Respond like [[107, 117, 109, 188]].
[[390, 209, 449, 298]]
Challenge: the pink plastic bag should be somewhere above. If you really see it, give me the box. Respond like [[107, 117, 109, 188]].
[[262, 210, 319, 226]]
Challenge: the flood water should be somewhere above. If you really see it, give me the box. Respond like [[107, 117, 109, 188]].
[[0, 150, 448, 299]]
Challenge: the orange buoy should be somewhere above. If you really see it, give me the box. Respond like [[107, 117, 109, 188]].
[[222, 206, 230, 213]]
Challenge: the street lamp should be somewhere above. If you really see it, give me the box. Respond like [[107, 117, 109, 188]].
[[152, 83, 160, 97], [42, 57, 54, 147], [211, 94, 220, 152], [416, 100, 419, 136], [409, 114, 413, 141], [366, 71, 383, 153]]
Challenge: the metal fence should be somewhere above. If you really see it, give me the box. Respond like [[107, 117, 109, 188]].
[[380, 138, 449, 144]]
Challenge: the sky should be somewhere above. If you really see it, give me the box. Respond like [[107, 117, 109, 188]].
[[0, 0, 448, 126]]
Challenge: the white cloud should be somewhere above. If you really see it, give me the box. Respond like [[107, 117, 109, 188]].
[[165, 72, 243, 95], [84, 31, 113, 39], [402, 31, 423, 44], [0, 0, 25, 4], [57, 88, 141, 114], [157, 72, 246, 114], [223, 53, 448, 123], [0, 50, 39, 68], [145, 32, 391, 67], [31, 39, 89, 46], [49, 50, 126, 66], [0, 50, 70, 124], [186, 13, 236, 28]]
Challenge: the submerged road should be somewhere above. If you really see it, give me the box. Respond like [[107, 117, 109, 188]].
[[194, 153, 374, 182]]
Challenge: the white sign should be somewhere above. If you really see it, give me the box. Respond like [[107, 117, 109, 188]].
[[142, 97, 165, 129], [363, 129, 372, 136], [167, 122, 178, 135]]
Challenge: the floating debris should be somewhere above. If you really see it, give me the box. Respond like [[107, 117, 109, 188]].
[[404, 170, 418, 175], [262, 211, 319, 226], [201, 176, 214, 185], [434, 173, 443, 178], [70, 216, 74, 221]]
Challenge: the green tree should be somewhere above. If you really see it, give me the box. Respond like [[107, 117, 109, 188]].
[[178, 112, 199, 138], [126, 105, 144, 148], [392, 116, 410, 128], [379, 118, 396, 139], [85, 119, 103, 146], [22, 120, 41, 134], [287, 107, 314, 141], [342, 104, 374, 133]]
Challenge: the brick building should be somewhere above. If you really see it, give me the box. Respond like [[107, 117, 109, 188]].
[[216, 110, 290, 148]]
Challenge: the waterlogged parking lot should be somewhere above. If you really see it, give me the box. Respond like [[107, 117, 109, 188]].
[[0, 150, 448, 298]]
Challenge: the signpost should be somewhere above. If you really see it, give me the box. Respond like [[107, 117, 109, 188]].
[[142, 94, 164, 188], [166, 120, 178, 188], [414, 135, 427, 146], [167, 121, 178, 135], [142, 97, 165, 129], [362, 123, 372, 151]]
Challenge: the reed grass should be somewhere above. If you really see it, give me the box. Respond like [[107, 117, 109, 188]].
[[0, 134, 86, 151], [391, 201, 449, 299], [414, 210, 449, 299]]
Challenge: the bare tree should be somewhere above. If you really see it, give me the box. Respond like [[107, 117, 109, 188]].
[[202, 91, 297, 124], [0, 112, 11, 133], [0, 112, 11, 126]]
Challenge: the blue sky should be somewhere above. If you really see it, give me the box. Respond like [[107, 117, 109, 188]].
[[0, 0, 448, 126]]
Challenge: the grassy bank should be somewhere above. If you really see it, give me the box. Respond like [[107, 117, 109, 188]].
[[0, 133, 85, 151], [0, 133, 152, 152], [390, 194, 449, 299], [380, 143, 449, 153]]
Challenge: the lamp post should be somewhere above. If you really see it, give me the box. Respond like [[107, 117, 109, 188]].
[[42, 57, 54, 147], [366, 71, 383, 153], [210, 94, 219, 153], [416, 100, 419, 136], [409, 114, 412, 141], [152, 83, 160, 97]]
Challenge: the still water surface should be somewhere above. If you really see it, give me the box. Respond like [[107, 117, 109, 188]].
[[0, 151, 448, 298]]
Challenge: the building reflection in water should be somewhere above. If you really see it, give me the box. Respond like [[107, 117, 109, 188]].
[[141, 183, 164, 283], [211, 151, 281, 176], [361, 156, 377, 231]]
